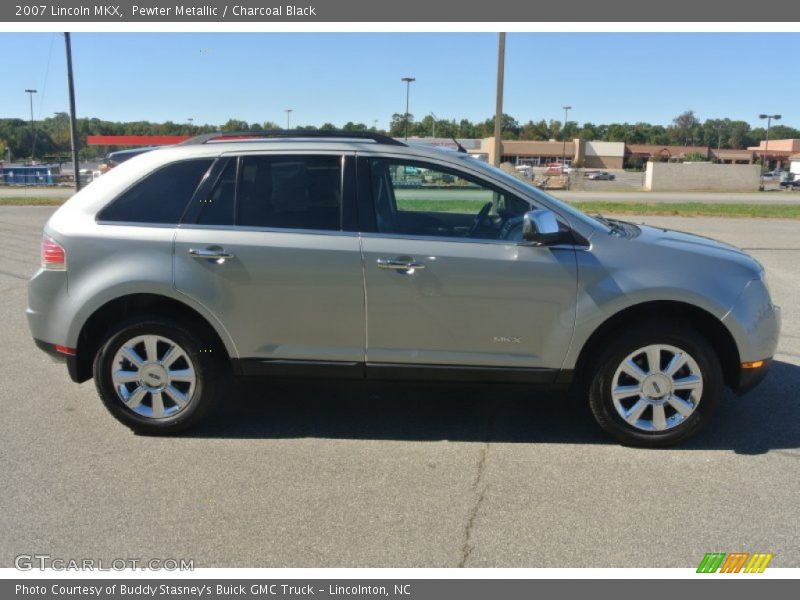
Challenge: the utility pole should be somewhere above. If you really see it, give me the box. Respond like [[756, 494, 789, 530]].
[[758, 113, 781, 190], [561, 105, 572, 168], [64, 33, 81, 192], [401, 77, 415, 141], [25, 89, 37, 162], [285, 109, 293, 130], [562, 105, 572, 189], [493, 33, 505, 166]]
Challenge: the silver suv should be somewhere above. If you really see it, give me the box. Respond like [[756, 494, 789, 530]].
[[27, 132, 780, 446]]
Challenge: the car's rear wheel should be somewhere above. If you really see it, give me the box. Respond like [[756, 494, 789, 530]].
[[93, 318, 222, 434], [587, 321, 722, 447]]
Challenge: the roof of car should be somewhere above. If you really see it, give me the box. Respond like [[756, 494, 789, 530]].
[[181, 129, 405, 146], [137, 131, 475, 165]]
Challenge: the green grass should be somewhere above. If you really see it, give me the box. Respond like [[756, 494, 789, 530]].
[[569, 201, 800, 219], [396, 199, 487, 213], [0, 197, 66, 206], [397, 198, 800, 219]]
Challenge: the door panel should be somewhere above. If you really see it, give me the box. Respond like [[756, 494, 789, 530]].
[[361, 236, 577, 369], [174, 228, 365, 362], [174, 152, 364, 363]]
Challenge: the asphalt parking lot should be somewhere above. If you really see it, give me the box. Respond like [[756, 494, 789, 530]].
[[1, 206, 798, 568]]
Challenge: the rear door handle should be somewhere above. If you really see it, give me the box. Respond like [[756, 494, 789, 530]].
[[188, 247, 235, 262], [376, 258, 425, 272]]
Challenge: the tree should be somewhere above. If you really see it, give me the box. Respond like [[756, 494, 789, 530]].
[[342, 121, 368, 132], [520, 119, 549, 140], [671, 110, 701, 145], [561, 121, 580, 141], [683, 152, 708, 162], [221, 119, 249, 132], [578, 122, 601, 141], [389, 112, 411, 137]]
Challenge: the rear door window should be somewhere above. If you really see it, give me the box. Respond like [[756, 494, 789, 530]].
[[236, 155, 342, 231], [98, 159, 213, 224]]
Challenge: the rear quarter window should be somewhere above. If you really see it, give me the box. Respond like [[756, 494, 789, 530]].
[[97, 158, 214, 224]]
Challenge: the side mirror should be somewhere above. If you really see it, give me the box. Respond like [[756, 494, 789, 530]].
[[522, 209, 562, 245]]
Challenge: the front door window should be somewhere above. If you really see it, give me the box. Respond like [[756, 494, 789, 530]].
[[369, 159, 530, 242]]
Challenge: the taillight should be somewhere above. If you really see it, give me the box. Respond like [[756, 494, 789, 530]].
[[41, 234, 66, 270]]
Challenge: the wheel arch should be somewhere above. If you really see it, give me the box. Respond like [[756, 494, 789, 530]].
[[73, 293, 233, 383], [573, 300, 741, 390]]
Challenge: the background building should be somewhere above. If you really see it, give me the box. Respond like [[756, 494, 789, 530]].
[[481, 138, 625, 168], [747, 139, 800, 170]]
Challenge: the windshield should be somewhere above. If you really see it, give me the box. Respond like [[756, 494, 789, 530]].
[[458, 157, 610, 233]]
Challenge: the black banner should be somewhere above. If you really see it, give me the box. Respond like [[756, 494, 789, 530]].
[[3, 0, 800, 22], [5, 579, 799, 600]]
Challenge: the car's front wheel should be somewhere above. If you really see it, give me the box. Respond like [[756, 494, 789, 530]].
[[587, 321, 722, 447], [93, 318, 222, 434]]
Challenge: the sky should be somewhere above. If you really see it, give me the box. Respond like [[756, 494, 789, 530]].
[[0, 32, 797, 130]]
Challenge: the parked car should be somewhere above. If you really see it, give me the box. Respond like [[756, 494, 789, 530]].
[[514, 164, 533, 177], [587, 171, 616, 181], [99, 147, 158, 173], [28, 131, 780, 446], [762, 170, 785, 181], [779, 176, 799, 189], [545, 163, 571, 175]]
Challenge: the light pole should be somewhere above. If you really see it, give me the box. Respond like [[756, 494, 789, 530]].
[[401, 76, 415, 140], [561, 105, 572, 170], [64, 33, 81, 192], [493, 33, 505, 166], [25, 89, 37, 162], [285, 109, 293, 130], [759, 113, 781, 189], [429, 112, 438, 138]]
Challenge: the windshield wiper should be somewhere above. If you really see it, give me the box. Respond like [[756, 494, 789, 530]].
[[593, 214, 625, 235]]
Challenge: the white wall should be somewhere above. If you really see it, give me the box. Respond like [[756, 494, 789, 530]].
[[645, 162, 761, 192], [790, 159, 800, 176], [584, 141, 625, 158]]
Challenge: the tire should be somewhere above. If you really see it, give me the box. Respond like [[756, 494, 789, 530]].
[[587, 320, 722, 447], [93, 316, 223, 434]]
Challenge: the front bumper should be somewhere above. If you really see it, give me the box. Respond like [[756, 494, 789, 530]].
[[722, 278, 781, 364], [732, 358, 772, 396]]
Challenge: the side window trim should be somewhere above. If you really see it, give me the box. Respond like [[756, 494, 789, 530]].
[[178, 156, 233, 226], [355, 155, 377, 233], [341, 155, 359, 232]]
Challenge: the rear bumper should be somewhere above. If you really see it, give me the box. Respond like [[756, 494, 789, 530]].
[[732, 358, 772, 396], [33, 339, 81, 383]]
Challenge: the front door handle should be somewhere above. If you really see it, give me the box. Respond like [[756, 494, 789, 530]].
[[376, 258, 425, 272], [188, 247, 235, 263]]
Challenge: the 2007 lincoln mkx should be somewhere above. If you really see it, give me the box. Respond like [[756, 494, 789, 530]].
[[27, 131, 780, 446]]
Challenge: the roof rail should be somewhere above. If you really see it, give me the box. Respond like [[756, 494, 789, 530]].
[[180, 130, 406, 146]]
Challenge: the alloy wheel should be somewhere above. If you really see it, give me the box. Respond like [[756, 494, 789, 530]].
[[610, 344, 703, 432], [110, 334, 197, 419]]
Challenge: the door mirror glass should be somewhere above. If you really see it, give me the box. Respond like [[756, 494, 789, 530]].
[[522, 209, 562, 245]]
